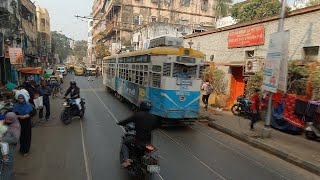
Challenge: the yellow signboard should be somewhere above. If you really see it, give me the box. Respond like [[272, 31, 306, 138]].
[[9, 48, 23, 64]]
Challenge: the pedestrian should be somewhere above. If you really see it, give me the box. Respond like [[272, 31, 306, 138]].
[[250, 89, 261, 130], [201, 79, 213, 110], [38, 80, 51, 121], [12, 94, 33, 156], [96, 67, 100, 78], [0, 112, 21, 180]]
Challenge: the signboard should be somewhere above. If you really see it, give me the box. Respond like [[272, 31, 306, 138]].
[[9, 48, 23, 64], [228, 25, 265, 48], [0, 32, 3, 57], [262, 31, 289, 93]]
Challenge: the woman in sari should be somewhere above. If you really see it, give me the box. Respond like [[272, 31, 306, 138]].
[[13, 94, 33, 156], [0, 112, 21, 180]]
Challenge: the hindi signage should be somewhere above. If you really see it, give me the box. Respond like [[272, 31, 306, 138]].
[[228, 25, 265, 48], [9, 48, 23, 64], [262, 31, 289, 93]]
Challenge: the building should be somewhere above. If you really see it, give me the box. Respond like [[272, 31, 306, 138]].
[[184, 5, 320, 107], [131, 22, 193, 51], [91, 0, 217, 57], [87, 19, 94, 64], [0, 0, 22, 84], [20, 0, 38, 66], [36, 6, 51, 65]]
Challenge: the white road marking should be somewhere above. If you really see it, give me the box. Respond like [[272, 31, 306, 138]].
[[80, 118, 92, 180], [188, 124, 290, 180], [89, 85, 165, 180]]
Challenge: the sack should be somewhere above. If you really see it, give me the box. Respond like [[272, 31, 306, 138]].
[[33, 96, 43, 109], [15, 89, 30, 102], [206, 84, 214, 95]]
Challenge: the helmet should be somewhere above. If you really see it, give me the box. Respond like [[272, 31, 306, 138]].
[[139, 101, 152, 112], [70, 81, 76, 86]]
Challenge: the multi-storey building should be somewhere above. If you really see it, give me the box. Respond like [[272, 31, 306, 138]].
[[87, 19, 94, 64], [20, 0, 38, 66], [36, 6, 51, 64], [91, 0, 217, 56]]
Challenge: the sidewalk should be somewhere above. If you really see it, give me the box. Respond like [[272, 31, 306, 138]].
[[200, 107, 320, 175]]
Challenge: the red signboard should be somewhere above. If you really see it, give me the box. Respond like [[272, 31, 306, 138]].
[[228, 25, 265, 48]]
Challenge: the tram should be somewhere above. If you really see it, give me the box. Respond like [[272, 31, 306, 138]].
[[102, 39, 206, 120]]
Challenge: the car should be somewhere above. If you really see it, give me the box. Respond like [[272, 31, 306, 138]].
[[57, 66, 67, 76], [74, 66, 85, 76]]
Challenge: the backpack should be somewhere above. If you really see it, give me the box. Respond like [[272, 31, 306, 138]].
[[206, 84, 214, 95]]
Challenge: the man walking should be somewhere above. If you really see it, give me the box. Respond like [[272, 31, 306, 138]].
[[38, 80, 51, 121], [201, 79, 213, 110], [250, 89, 261, 130]]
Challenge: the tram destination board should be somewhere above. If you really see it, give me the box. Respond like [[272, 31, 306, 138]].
[[177, 56, 196, 63]]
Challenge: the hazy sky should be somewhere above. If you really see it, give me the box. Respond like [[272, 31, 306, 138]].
[[34, 0, 296, 41], [34, 0, 92, 41]]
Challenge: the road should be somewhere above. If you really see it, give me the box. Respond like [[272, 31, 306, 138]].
[[14, 75, 319, 180]]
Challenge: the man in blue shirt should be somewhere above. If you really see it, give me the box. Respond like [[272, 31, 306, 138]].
[[38, 80, 51, 121]]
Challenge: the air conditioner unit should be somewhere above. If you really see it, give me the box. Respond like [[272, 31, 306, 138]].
[[245, 59, 260, 74]]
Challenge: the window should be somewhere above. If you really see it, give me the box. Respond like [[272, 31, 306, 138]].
[[245, 50, 255, 59], [133, 15, 142, 25], [304, 46, 319, 61], [173, 63, 197, 78], [164, 18, 169, 23], [41, 18, 45, 31], [151, 16, 157, 23], [180, 19, 188, 25], [163, 63, 172, 77], [180, 0, 190, 6], [201, 0, 209, 11]]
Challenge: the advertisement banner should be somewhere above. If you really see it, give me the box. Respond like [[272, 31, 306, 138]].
[[228, 25, 265, 48], [278, 31, 289, 93], [0, 32, 3, 57], [262, 31, 289, 93], [9, 48, 23, 64]]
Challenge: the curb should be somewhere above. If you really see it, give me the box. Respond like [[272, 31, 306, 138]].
[[208, 120, 320, 176]]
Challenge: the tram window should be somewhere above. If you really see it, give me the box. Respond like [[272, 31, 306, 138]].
[[144, 73, 149, 85], [163, 63, 172, 77], [152, 73, 161, 88], [173, 64, 197, 78], [152, 65, 162, 72], [144, 65, 148, 71]]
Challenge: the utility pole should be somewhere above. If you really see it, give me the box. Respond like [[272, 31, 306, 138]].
[[262, 0, 287, 138]]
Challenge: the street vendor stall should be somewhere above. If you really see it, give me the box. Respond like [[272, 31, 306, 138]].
[[18, 67, 42, 84]]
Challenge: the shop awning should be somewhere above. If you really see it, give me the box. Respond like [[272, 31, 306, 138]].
[[18, 67, 42, 74]]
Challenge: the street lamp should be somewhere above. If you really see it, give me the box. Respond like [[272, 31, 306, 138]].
[[187, 40, 194, 48]]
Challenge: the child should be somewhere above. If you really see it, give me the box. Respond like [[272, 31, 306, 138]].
[[0, 120, 9, 163]]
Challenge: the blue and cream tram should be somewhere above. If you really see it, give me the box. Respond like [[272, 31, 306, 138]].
[[102, 46, 206, 120]]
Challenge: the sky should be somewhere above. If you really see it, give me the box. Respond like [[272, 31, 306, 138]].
[[33, 0, 297, 41], [34, 0, 92, 41]]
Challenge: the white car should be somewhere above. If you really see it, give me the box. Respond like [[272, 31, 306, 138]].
[[57, 66, 67, 76]]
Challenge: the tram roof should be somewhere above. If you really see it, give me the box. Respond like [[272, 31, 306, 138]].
[[103, 47, 205, 60]]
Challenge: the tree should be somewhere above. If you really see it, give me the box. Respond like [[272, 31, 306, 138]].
[[306, 0, 320, 6], [51, 31, 73, 62], [72, 40, 88, 62], [215, 0, 233, 19], [95, 43, 110, 60], [230, 0, 283, 23]]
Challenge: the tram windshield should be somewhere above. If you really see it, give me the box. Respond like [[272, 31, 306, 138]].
[[172, 63, 197, 79]]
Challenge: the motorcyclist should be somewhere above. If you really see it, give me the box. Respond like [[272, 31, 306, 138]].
[[63, 81, 81, 110], [117, 101, 161, 168]]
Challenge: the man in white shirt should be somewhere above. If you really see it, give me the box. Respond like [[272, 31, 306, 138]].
[[201, 80, 213, 110]]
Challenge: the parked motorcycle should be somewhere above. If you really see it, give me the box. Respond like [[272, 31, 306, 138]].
[[305, 109, 320, 140], [231, 95, 252, 117], [120, 124, 160, 180], [60, 98, 86, 125]]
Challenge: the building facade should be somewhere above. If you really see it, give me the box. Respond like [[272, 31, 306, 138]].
[[87, 19, 94, 64], [36, 6, 51, 65], [91, 0, 217, 57], [20, 0, 38, 66], [184, 5, 320, 106]]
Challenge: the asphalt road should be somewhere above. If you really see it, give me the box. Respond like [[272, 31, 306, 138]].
[[14, 75, 319, 180]]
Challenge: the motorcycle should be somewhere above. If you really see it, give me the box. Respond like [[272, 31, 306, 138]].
[[305, 108, 320, 140], [231, 95, 252, 117], [120, 124, 160, 180], [60, 98, 86, 125]]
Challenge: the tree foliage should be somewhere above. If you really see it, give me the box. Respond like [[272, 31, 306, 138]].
[[95, 43, 110, 60], [51, 31, 72, 62], [215, 0, 233, 19], [310, 66, 320, 100], [230, 0, 283, 23], [72, 40, 88, 62], [202, 67, 228, 95], [306, 0, 320, 6], [287, 61, 309, 95], [246, 72, 263, 97]]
